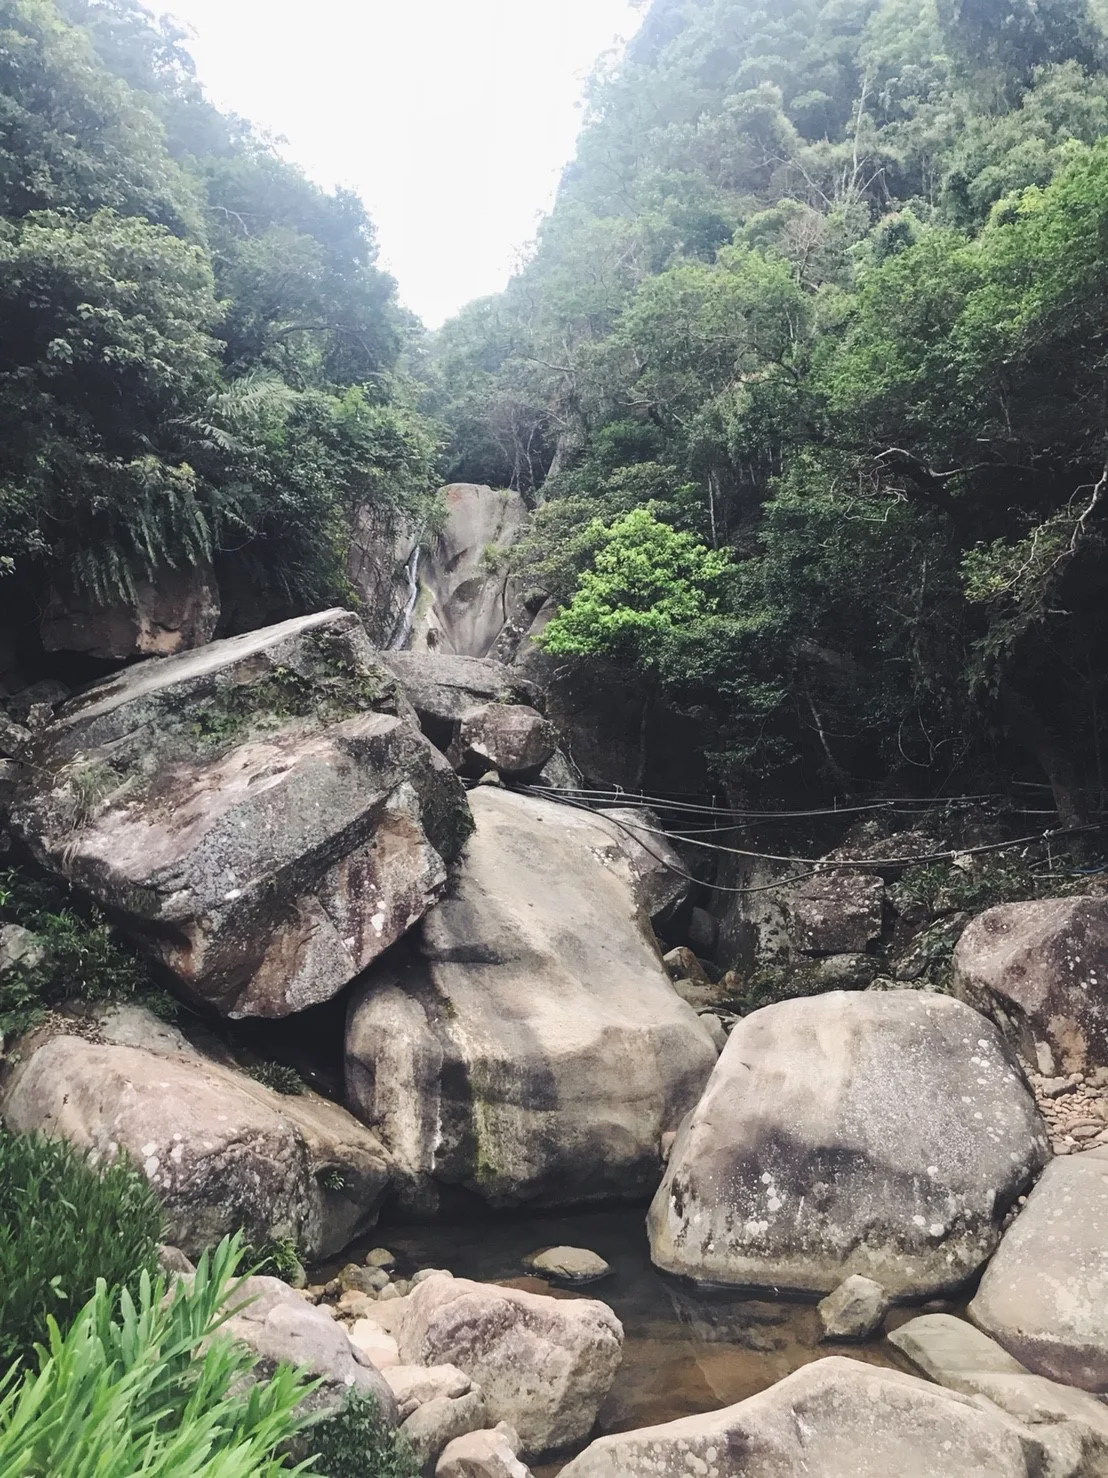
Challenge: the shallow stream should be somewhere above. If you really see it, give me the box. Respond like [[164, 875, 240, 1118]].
[[351, 1206, 924, 1469]]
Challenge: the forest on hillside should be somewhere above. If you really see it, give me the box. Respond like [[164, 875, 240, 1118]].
[[4, 0, 1108, 819]]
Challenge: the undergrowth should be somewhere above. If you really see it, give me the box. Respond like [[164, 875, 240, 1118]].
[[307, 1391, 420, 1478], [0, 1129, 163, 1373], [247, 1061, 305, 1096], [0, 867, 155, 1037]]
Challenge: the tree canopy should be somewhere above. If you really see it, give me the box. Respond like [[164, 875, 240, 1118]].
[[427, 0, 1108, 812]]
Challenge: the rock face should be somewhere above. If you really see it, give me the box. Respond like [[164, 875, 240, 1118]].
[[557, 1357, 1048, 1478], [953, 897, 1108, 1077], [970, 1145, 1108, 1391], [0, 1015, 391, 1259], [10, 610, 471, 1018], [346, 787, 717, 1211], [395, 1274, 624, 1459], [450, 703, 557, 778], [647, 991, 1049, 1297], [40, 565, 220, 660], [407, 485, 530, 658], [223, 1274, 398, 1425]]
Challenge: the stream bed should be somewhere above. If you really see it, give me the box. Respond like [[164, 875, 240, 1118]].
[[351, 1206, 924, 1468]]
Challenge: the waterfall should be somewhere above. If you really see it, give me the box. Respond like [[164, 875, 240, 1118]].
[[387, 544, 421, 651]]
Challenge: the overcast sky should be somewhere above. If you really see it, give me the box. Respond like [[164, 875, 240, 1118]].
[[164, 0, 643, 327]]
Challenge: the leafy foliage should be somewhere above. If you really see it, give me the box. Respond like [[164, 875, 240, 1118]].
[[0, 1129, 162, 1373], [0, 866, 149, 1036], [0, 1233, 319, 1476], [432, 0, 1108, 811], [0, 0, 439, 627], [307, 1392, 420, 1478]]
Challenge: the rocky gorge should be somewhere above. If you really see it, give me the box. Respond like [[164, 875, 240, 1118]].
[[3, 484, 1108, 1477]]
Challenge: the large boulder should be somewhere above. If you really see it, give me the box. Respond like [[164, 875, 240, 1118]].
[[970, 1145, 1108, 1391], [10, 610, 471, 1018], [953, 897, 1108, 1077], [0, 1013, 391, 1259], [223, 1274, 398, 1425], [39, 565, 220, 661], [592, 807, 690, 931], [557, 1357, 1051, 1478], [648, 991, 1049, 1297], [450, 703, 557, 778], [394, 1273, 623, 1459], [346, 788, 717, 1210], [784, 870, 886, 955], [380, 651, 539, 743]]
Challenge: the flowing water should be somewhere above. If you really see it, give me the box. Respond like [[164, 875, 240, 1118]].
[[351, 1206, 924, 1469]]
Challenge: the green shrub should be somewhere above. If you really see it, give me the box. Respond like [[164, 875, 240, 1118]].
[[247, 1061, 305, 1095], [0, 1130, 163, 1373], [0, 867, 148, 1036], [0, 1235, 319, 1477], [307, 1391, 420, 1478], [245, 1236, 306, 1286]]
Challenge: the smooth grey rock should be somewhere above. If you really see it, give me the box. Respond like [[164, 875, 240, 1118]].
[[395, 1273, 623, 1459], [347, 787, 716, 1211], [157, 1243, 195, 1276], [524, 1246, 610, 1283], [890, 1312, 1108, 1455], [452, 702, 557, 777], [0, 1019, 391, 1260], [970, 1145, 1108, 1391], [687, 905, 718, 957], [648, 991, 1049, 1297], [10, 610, 470, 1018], [400, 1389, 489, 1477], [817, 1274, 889, 1340], [40, 565, 220, 660], [365, 1247, 397, 1270], [556, 1356, 1050, 1478], [224, 1274, 398, 1426], [953, 897, 1108, 1076], [785, 871, 885, 954], [435, 1424, 531, 1478]]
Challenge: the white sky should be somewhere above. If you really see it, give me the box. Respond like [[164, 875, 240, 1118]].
[[163, 0, 644, 327]]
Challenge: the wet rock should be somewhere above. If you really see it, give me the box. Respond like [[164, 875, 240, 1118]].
[[557, 1357, 1048, 1478], [435, 1424, 531, 1478], [346, 788, 716, 1211], [395, 1273, 623, 1459], [524, 1247, 610, 1283], [401, 1390, 490, 1477], [890, 1312, 1108, 1457], [648, 991, 1049, 1297], [365, 1247, 397, 1270], [10, 610, 471, 1018], [0, 1016, 391, 1260], [405, 484, 530, 658], [953, 897, 1108, 1076], [224, 1274, 398, 1426], [817, 1274, 889, 1340], [451, 703, 558, 778], [784, 871, 885, 954], [970, 1145, 1108, 1391], [40, 565, 220, 660]]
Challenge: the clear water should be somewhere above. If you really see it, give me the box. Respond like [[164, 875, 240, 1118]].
[[349, 1206, 922, 1468]]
